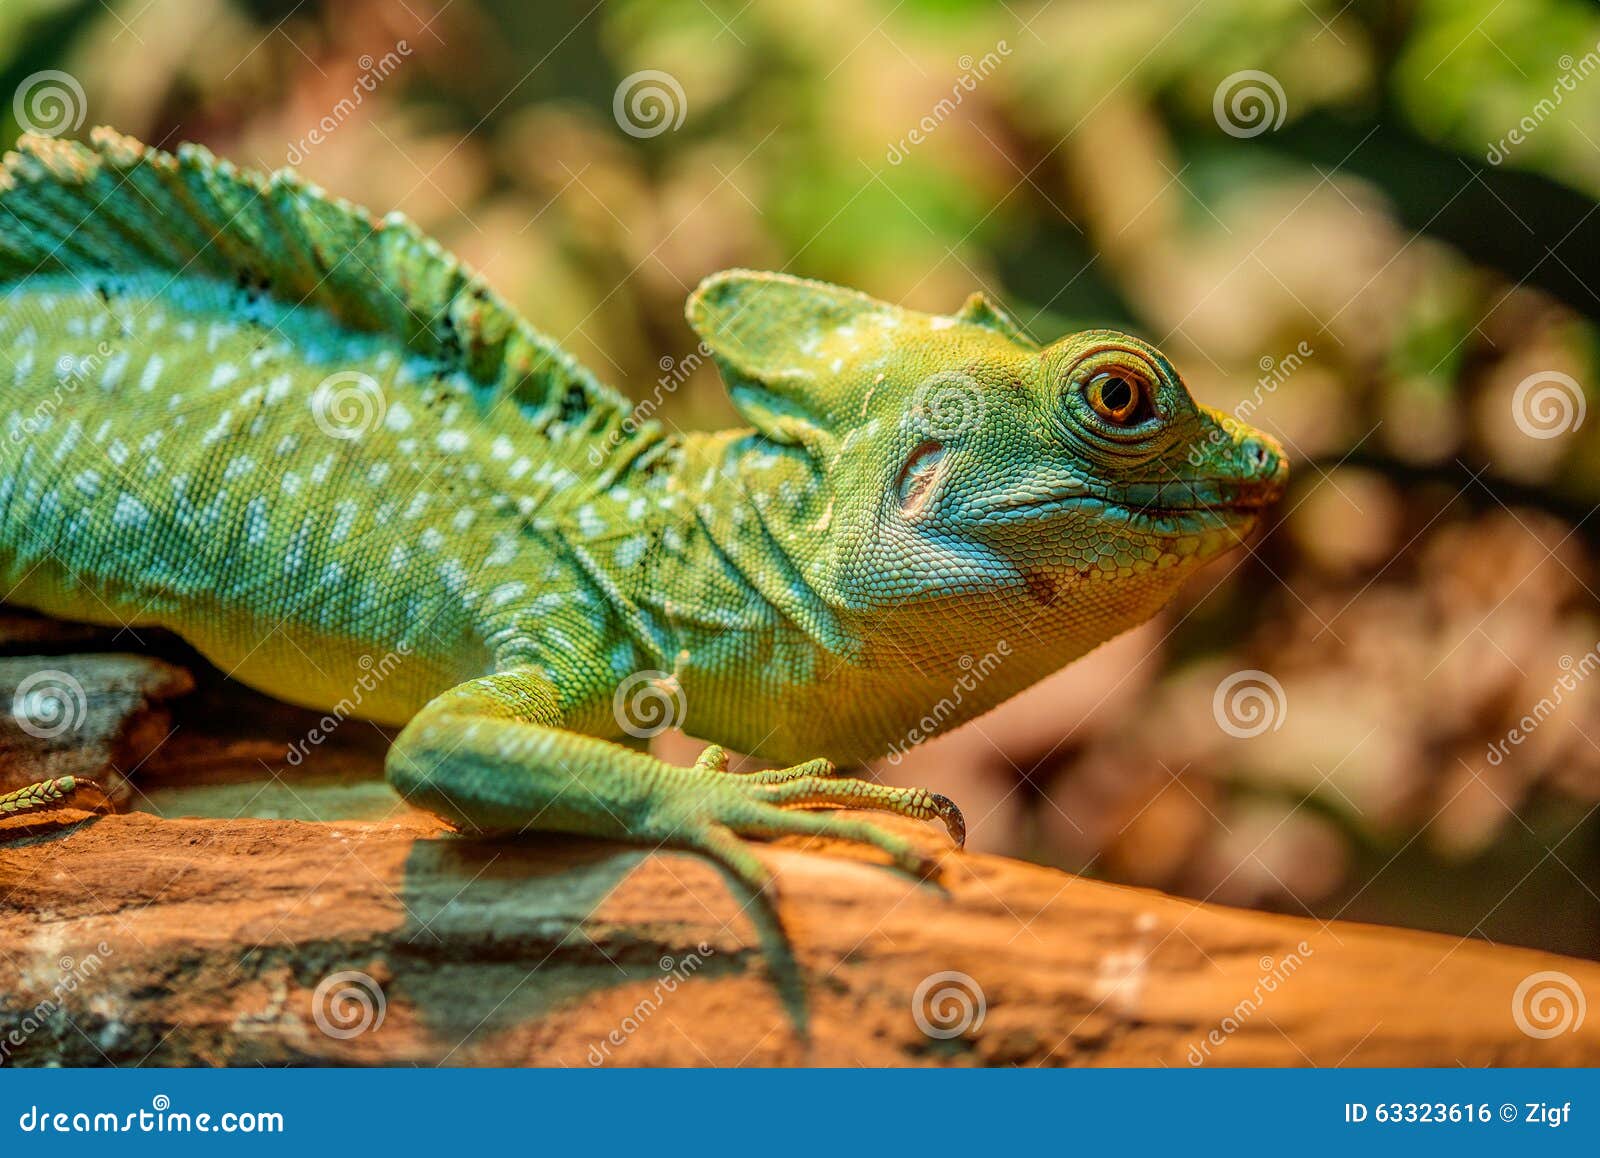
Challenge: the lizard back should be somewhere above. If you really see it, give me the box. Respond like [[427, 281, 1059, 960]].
[[0, 130, 663, 722]]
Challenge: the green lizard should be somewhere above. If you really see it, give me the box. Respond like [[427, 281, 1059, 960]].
[[0, 129, 1286, 894]]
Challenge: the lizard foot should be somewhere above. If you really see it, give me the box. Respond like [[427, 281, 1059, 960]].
[[670, 747, 965, 896], [691, 744, 962, 843], [692, 744, 843, 783]]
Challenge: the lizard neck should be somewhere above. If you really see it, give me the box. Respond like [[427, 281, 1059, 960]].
[[474, 426, 844, 692], [635, 428, 853, 660], [494, 427, 1154, 764]]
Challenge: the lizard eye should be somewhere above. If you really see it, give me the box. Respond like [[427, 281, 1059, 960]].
[[1084, 367, 1154, 426]]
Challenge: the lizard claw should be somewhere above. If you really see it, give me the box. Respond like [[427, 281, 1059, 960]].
[[929, 793, 966, 848]]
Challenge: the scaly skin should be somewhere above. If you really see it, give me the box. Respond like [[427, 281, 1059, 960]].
[[0, 130, 1285, 894], [0, 776, 104, 816]]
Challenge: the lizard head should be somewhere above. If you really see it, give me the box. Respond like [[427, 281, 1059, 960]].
[[688, 271, 1287, 651]]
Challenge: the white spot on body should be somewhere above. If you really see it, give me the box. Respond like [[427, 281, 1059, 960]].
[[613, 536, 648, 568], [330, 499, 358, 542], [112, 493, 149, 529], [201, 410, 234, 447], [138, 355, 164, 392], [486, 581, 527, 610]]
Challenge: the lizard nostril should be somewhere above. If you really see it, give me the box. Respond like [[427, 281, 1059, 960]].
[[1242, 438, 1275, 475]]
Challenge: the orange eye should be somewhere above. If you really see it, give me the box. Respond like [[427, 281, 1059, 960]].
[[1084, 367, 1153, 426]]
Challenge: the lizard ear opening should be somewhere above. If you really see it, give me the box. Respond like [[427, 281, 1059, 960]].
[[686, 270, 886, 448], [952, 291, 1039, 350], [895, 440, 948, 518]]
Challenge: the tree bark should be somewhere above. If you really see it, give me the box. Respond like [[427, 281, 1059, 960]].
[[4, 802, 1597, 1067]]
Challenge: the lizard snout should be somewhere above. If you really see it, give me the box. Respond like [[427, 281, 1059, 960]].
[[1228, 431, 1288, 508]]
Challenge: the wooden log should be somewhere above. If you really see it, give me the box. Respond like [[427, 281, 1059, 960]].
[[0, 653, 193, 804], [3, 802, 1597, 1067]]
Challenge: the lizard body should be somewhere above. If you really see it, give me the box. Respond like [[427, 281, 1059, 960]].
[[0, 130, 1286, 892]]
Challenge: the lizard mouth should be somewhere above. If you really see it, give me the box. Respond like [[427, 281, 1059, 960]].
[[983, 474, 1283, 525], [1106, 473, 1286, 514], [1127, 481, 1282, 515]]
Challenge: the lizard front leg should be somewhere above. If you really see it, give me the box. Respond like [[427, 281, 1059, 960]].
[[386, 668, 962, 895]]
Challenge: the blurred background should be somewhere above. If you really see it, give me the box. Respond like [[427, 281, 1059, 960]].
[[5, 0, 1600, 959]]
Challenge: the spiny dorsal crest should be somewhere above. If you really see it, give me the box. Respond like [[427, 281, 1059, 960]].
[[0, 128, 635, 437]]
